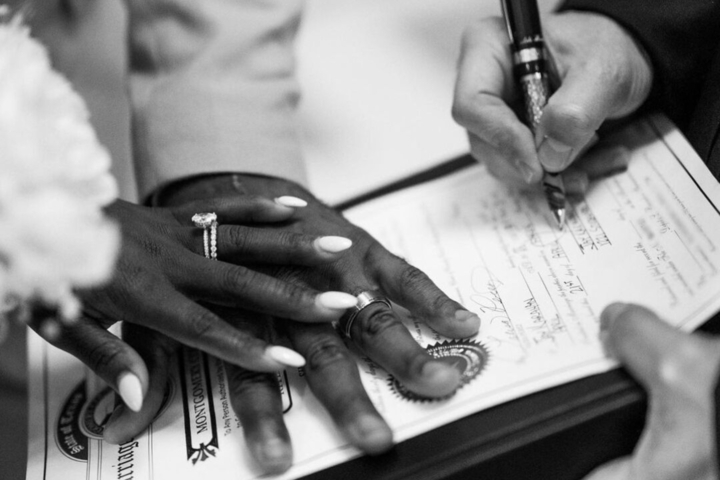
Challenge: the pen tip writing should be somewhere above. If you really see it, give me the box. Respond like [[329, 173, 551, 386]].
[[553, 208, 566, 230]]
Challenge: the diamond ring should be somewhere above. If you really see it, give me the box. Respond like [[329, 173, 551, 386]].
[[192, 212, 218, 260], [341, 291, 392, 338]]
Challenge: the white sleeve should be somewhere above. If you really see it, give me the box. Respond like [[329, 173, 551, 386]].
[[123, 0, 308, 200]]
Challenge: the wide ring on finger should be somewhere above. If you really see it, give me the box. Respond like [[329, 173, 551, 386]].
[[341, 291, 392, 339], [192, 212, 218, 261]]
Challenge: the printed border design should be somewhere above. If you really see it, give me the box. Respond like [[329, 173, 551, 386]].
[[178, 348, 219, 464]]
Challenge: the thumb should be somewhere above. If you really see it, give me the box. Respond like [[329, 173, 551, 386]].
[[535, 65, 619, 173], [536, 12, 653, 173], [600, 303, 683, 391]]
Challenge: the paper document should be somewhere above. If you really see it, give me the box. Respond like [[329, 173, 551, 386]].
[[27, 115, 720, 479]]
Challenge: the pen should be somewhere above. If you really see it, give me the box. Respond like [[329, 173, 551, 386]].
[[500, 0, 566, 229]]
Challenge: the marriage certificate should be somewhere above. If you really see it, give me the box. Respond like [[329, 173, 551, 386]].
[[26, 115, 720, 479]]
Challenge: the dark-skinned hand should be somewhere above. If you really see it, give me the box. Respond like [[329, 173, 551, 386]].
[[28, 195, 357, 414], [146, 173, 483, 473]]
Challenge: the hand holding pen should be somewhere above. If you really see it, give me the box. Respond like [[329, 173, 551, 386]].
[[501, 0, 566, 228], [451, 7, 653, 219]]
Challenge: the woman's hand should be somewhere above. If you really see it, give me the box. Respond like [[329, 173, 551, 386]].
[[78, 197, 357, 370], [29, 193, 359, 415]]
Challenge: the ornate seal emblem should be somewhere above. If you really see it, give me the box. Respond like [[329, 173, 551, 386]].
[[80, 386, 115, 439], [55, 379, 174, 461], [388, 339, 490, 402]]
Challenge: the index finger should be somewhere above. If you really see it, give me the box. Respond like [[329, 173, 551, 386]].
[[369, 247, 480, 339], [452, 17, 540, 181]]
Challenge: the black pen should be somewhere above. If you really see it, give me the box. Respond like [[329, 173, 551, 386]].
[[501, 0, 566, 229]]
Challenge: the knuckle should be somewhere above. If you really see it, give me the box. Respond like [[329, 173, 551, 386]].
[[186, 308, 218, 339], [397, 264, 431, 293], [228, 368, 276, 395], [606, 63, 644, 109], [148, 332, 178, 361], [547, 104, 597, 144], [304, 338, 350, 373], [256, 277, 308, 312], [365, 245, 397, 267], [126, 269, 158, 294], [468, 134, 495, 164], [87, 340, 126, 372], [244, 196, 274, 221], [658, 339, 709, 390], [486, 124, 521, 153], [359, 309, 403, 340], [223, 331, 254, 354], [225, 226, 250, 252], [104, 271, 165, 323], [657, 356, 685, 390], [429, 292, 454, 314], [135, 225, 175, 260], [282, 282, 310, 306], [221, 266, 253, 296], [279, 231, 306, 252]]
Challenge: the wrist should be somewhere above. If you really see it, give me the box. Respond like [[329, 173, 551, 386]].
[[150, 173, 311, 207]]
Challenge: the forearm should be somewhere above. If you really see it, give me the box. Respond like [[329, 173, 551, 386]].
[[123, 0, 308, 201]]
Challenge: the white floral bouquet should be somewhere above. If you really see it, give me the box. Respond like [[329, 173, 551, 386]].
[[0, 10, 120, 341]]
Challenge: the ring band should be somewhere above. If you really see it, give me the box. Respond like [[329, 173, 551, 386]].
[[343, 291, 392, 338], [203, 227, 210, 258], [192, 212, 218, 261], [209, 220, 218, 260]]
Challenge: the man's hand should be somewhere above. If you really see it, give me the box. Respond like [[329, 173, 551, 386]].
[[584, 303, 720, 480], [452, 11, 653, 187]]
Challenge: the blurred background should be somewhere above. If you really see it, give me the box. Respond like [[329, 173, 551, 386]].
[[1, 0, 558, 477], [15, 0, 558, 204]]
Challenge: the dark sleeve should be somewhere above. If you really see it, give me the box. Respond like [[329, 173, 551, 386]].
[[559, 0, 720, 130]]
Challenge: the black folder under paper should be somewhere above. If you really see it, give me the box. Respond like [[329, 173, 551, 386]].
[[307, 313, 720, 480]]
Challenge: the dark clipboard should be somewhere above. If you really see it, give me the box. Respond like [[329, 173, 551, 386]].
[[299, 152, 720, 480]]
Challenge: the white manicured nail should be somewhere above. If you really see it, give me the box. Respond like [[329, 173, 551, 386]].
[[275, 196, 307, 208], [117, 372, 144, 412], [315, 236, 352, 253], [317, 291, 358, 310], [266, 346, 306, 368]]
